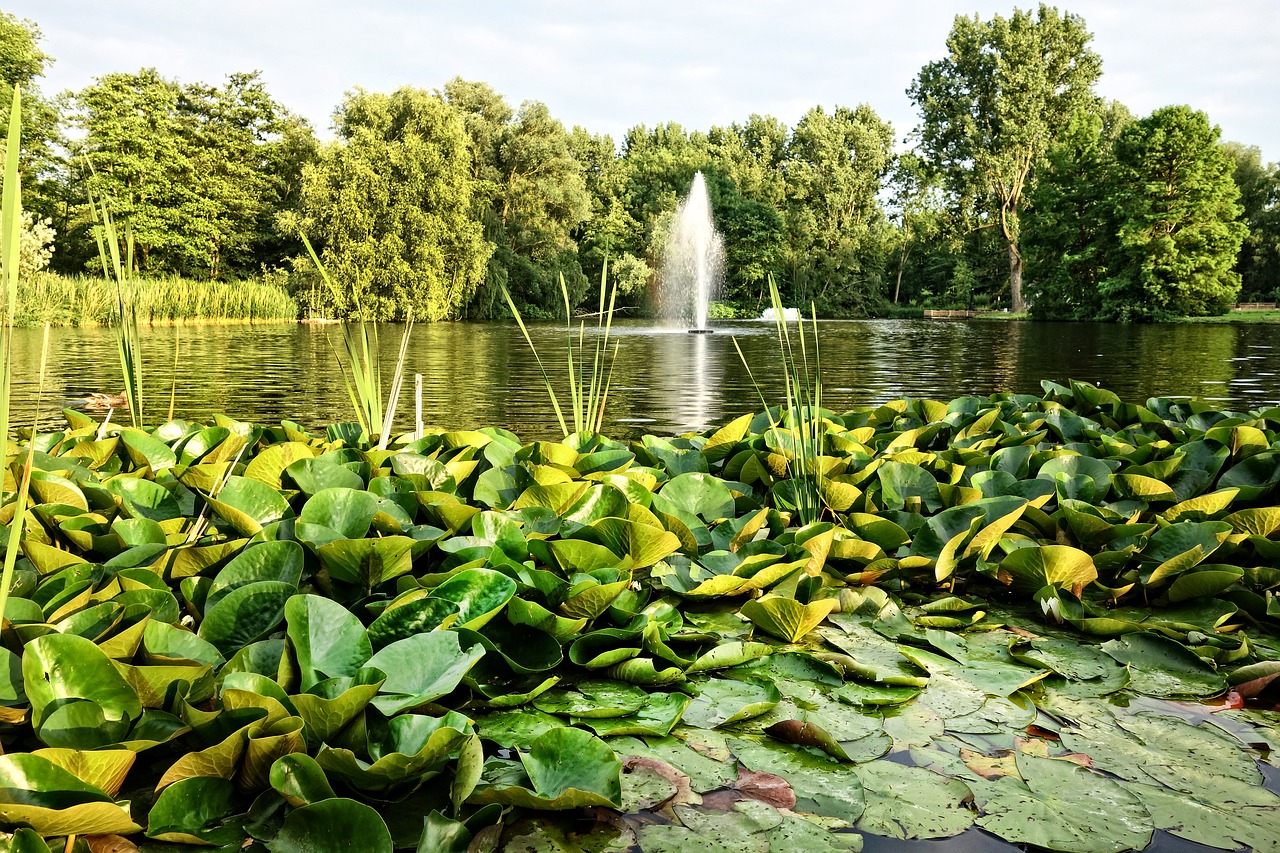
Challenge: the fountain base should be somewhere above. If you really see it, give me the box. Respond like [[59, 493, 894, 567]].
[[688, 329, 715, 334]]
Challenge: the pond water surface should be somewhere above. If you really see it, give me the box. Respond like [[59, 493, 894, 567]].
[[7, 318, 1279, 438]]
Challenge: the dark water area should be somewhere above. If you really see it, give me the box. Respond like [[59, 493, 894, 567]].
[[7, 318, 1280, 440]]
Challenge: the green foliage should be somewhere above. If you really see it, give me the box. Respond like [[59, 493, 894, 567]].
[[1025, 112, 1115, 319], [1100, 106, 1246, 320], [1224, 141, 1280, 301], [296, 87, 490, 321], [8, 271, 296, 325], [73, 69, 312, 280], [0, 387, 1277, 849], [909, 4, 1103, 312]]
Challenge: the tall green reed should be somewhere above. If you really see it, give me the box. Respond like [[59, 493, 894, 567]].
[[301, 233, 412, 450], [86, 182, 144, 429], [0, 89, 51, 631], [734, 275, 824, 525], [0, 88, 22, 627], [504, 262, 619, 438]]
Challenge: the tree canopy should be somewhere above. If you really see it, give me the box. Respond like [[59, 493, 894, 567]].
[[909, 3, 1102, 312], [3, 4, 1277, 323]]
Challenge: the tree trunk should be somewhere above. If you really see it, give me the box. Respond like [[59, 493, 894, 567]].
[[1007, 239, 1024, 313]]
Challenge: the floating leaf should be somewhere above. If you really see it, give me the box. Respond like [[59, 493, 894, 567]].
[[740, 596, 837, 643]]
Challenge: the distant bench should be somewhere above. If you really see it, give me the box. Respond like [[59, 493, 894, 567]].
[[1234, 302, 1277, 311], [923, 309, 980, 319]]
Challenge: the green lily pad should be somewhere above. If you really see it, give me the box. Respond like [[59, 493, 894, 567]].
[[470, 726, 623, 809], [146, 776, 243, 846], [206, 475, 293, 536], [1100, 633, 1227, 698], [266, 797, 393, 853], [740, 595, 837, 643], [533, 680, 647, 718], [728, 736, 865, 823], [366, 631, 487, 715], [22, 633, 142, 748], [683, 679, 782, 729], [0, 753, 140, 836], [430, 568, 517, 630], [286, 593, 373, 689], [974, 753, 1151, 853], [197, 580, 295, 657]]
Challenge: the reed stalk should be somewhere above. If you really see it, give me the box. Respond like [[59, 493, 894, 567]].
[[301, 233, 413, 448], [504, 262, 619, 438], [734, 275, 824, 525], [86, 181, 144, 429]]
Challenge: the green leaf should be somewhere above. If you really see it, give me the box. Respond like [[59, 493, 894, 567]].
[[366, 631, 487, 715], [146, 776, 243, 845], [266, 797, 393, 853], [533, 680, 647, 718], [657, 473, 736, 522], [316, 535, 419, 594], [270, 752, 338, 807], [429, 568, 517, 629], [975, 753, 1151, 853], [22, 633, 142, 748], [286, 593, 373, 689], [1100, 633, 1227, 698], [197, 580, 295, 657], [206, 476, 293, 536], [855, 760, 975, 839], [682, 678, 781, 729], [728, 736, 864, 822], [998, 545, 1097, 594], [470, 727, 622, 809], [0, 753, 140, 836], [367, 595, 460, 649], [740, 595, 837, 643]]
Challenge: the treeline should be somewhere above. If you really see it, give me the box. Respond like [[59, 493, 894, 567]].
[[4, 5, 1279, 321]]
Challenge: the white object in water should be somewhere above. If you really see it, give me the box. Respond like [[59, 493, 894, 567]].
[[760, 306, 802, 322]]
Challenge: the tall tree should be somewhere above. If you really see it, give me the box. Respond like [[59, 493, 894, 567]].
[[0, 11, 61, 221], [1023, 112, 1115, 319], [908, 4, 1102, 311], [295, 86, 490, 320], [73, 69, 311, 278], [783, 104, 895, 314], [1223, 142, 1280, 300], [1100, 106, 1246, 320], [443, 80, 591, 317]]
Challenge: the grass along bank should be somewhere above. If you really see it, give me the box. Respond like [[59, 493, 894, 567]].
[[13, 271, 299, 326]]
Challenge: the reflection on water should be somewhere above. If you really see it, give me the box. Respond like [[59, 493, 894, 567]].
[[7, 319, 1280, 440]]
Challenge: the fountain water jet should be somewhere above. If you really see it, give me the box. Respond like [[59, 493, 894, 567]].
[[660, 172, 725, 333]]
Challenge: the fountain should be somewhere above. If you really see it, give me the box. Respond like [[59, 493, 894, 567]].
[[660, 172, 725, 333]]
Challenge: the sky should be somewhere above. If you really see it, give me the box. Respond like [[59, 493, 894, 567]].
[[8, 0, 1278, 161]]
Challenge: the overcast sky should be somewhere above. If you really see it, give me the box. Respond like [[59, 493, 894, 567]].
[[8, 0, 1278, 161]]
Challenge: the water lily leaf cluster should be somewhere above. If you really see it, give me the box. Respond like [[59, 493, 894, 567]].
[[0, 384, 1278, 851]]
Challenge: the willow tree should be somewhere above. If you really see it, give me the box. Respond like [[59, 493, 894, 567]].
[[297, 87, 490, 320], [909, 4, 1101, 312]]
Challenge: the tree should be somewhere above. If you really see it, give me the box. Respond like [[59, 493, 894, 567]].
[[72, 69, 310, 279], [296, 86, 490, 320], [909, 4, 1102, 312], [0, 11, 61, 221], [1024, 112, 1114, 319], [1099, 106, 1246, 320], [75, 69, 188, 272], [783, 104, 895, 315], [569, 126, 644, 295], [442, 80, 591, 317], [1223, 142, 1280, 301]]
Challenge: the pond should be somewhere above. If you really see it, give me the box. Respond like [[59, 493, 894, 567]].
[[7, 318, 1279, 438]]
